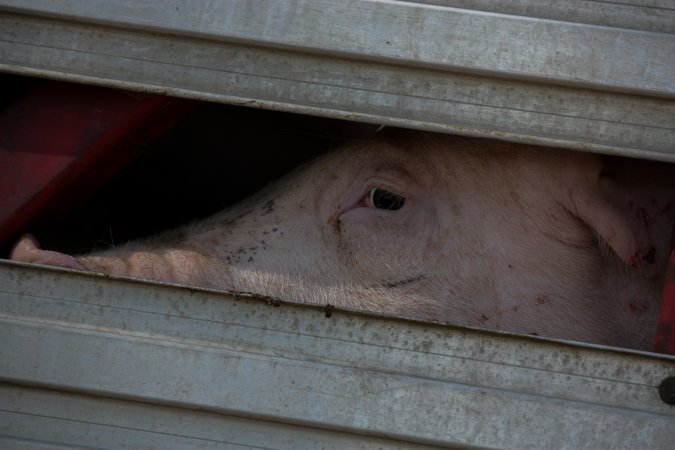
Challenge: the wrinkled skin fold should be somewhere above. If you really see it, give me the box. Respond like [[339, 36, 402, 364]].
[[10, 130, 675, 350]]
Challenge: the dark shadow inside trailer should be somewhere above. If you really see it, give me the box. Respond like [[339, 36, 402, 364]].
[[0, 74, 379, 258]]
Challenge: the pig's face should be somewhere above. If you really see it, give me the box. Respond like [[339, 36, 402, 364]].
[[11, 131, 674, 350]]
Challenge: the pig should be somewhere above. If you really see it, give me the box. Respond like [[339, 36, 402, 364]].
[[10, 130, 675, 351]]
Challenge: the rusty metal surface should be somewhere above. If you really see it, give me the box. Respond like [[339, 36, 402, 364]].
[[1, 261, 674, 449], [0, 0, 673, 161]]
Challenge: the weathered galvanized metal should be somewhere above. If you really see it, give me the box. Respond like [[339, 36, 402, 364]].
[[1, 261, 674, 448], [0, 0, 673, 161], [1, 1, 674, 447]]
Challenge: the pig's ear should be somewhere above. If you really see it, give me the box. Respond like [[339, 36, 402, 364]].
[[10, 234, 87, 270], [571, 175, 654, 275]]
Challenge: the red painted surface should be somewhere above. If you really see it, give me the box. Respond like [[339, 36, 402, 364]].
[[655, 249, 675, 355], [0, 81, 195, 244]]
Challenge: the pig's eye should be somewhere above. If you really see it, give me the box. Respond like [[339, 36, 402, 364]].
[[369, 188, 406, 210]]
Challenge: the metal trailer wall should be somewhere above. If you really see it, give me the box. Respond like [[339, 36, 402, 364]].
[[1, 1, 675, 448], [1, 261, 674, 449], [0, 0, 673, 160]]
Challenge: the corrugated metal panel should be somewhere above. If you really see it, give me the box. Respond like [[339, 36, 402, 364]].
[[0, 0, 673, 161], [1, 261, 674, 449]]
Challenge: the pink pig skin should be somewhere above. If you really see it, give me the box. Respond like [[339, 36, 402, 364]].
[[11, 131, 675, 351]]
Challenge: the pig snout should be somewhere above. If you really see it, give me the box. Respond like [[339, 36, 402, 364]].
[[11, 234, 87, 270], [11, 233, 231, 290], [8, 131, 675, 351]]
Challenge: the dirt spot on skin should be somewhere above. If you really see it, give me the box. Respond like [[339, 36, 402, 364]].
[[478, 314, 489, 324], [221, 210, 251, 226], [535, 296, 551, 305], [261, 199, 275, 215], [629, 302, 649, 314], [332, 217, 343, 236]]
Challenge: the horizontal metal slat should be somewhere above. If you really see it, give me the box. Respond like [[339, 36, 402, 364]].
[[1, 261, 674, 449], [1, 0, 673, 96], [0, 385, 437, 450], [0, 1, 673, 160]]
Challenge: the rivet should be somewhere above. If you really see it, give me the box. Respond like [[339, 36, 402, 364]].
[[658, 376, 675, 405]]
